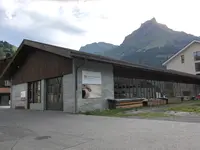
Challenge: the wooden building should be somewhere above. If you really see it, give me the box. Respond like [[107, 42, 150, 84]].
[[0, 57, 12, 106], [1, 39, 200, 112]]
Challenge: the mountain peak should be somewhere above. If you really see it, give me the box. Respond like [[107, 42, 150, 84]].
[[121, 18, 190, 50], [141, 17, 158, 27], [78, 18, 200, 68], [149, 17, 157, 23]]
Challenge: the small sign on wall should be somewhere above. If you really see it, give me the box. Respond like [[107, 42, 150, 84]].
[[82, 71, 102, 84], [20, 91, 26, 98]]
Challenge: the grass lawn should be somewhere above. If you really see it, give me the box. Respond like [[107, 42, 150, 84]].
[[83, 108, 134, 117], [167, 100, 200, 113], [82, 100, 200, 118], [83, 108, 170, 118]]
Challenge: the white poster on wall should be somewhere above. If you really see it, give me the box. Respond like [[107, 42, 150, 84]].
[[82, 71, 102, 99], [20, 91, 26, 98], [82, 71, 102, 85]]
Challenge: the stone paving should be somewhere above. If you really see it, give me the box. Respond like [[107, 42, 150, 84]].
[[1, 108, 200, 149]]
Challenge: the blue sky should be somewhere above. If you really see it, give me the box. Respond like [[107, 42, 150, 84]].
[[1, 0, 200, 50]]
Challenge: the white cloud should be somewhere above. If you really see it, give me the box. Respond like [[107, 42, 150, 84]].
[[0, 0, 88, 49], [1, 0, 200, 50]]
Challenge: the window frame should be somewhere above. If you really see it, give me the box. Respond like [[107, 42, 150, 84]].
[[46, 77, 62, 103], [28, 80, 41, 103], [194, 51, 200, 61], [195, 62, 200, 72], [180, 55, 185, 63]]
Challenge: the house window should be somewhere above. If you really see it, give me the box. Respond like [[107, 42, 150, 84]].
[[28, 80, 41, 103], [195, 63, 200, 72], [194, 51, 200, 61], [4, 80, 11, 87], [181, 55, 185, 63]]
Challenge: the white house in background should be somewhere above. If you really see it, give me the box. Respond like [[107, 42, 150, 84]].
[[163, 40, 200, 75]]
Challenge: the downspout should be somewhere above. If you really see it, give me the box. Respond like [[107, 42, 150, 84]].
[[10, 77, 13, 108], [74, 58, 86, 113]]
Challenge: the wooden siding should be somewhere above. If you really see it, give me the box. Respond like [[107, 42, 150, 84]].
[[113, 66, 199, 84], [0, 58, 12, 86], [12, 49, 72, 85]]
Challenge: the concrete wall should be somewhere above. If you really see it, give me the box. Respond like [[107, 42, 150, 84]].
[[11, 80, 46, 111], [30, 103, 43, 110], [63, 73, 76, 113], [166, 42, 200, 74], [75, 59, 114, 112], [11, 83, 28, 109]]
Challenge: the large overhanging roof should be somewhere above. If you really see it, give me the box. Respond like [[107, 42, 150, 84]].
[[1, 39, 200, 83]]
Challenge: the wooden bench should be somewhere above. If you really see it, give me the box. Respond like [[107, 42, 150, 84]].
[[107, 98, 145, 109]]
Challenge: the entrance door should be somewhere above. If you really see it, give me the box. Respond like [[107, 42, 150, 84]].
[[46, 77, 63, 111], [27, 81, 41, 109], [0, 94, 9, 106]]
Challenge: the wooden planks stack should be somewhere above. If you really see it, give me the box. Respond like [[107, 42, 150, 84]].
[[148, 99, 167, 106], [108, 98, 168, 110], [116, 100, 143, 109]]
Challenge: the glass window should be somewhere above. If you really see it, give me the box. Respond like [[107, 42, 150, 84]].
[[46, 77, 62, 104], [195, 63, 200, 72], [28, 80, 41, 103], [4, 80, 11, 87], [194, 51, 200, 61], [181, 55, 184, 63]]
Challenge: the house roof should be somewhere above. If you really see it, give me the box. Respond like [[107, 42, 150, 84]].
[[162, 40, 200, 66], [0, 88, 10, 94], [2, 39, 200, 82]]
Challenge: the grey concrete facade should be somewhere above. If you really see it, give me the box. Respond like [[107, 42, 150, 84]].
[[11, 83, 28, 109], [63, 73, 76, 113], [11, 80, 46, 111], [75, 59, 114, 112], [10, 59, 115, 113], [58, 59, 115, 113]]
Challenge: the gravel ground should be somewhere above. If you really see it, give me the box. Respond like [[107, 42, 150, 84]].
[[1, 108, 200, 149], [126, 102, 200, 123]]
